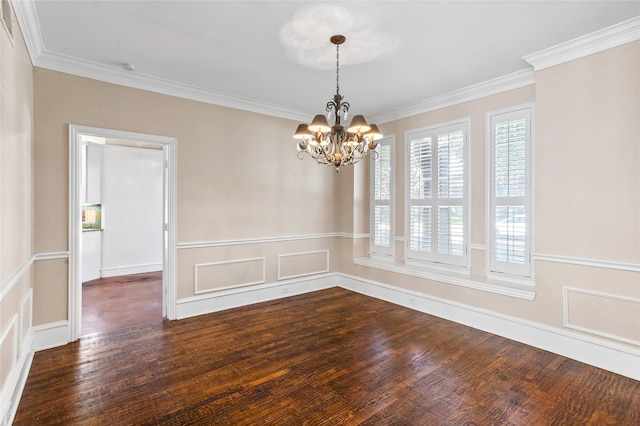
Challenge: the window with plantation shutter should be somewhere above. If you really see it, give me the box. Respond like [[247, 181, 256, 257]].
[[405, 120, 469, 267], [488, 105, 533, 277], [370, 135, 395, 256]]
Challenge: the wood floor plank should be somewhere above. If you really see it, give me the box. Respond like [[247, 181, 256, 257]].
[[13, 288, 640, 425]]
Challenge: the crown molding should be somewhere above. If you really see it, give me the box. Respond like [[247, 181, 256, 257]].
[[370, 69, 535, 124], [13, 1, 310, 122], [11, 0, 44, 63], [523, 16, 640, 71], [33, 51, 311, 122]]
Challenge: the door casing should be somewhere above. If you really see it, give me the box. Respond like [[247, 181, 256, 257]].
[[68, 125, 177, 341]]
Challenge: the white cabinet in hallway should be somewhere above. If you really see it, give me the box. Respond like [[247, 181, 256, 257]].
[[82, 230, 102, 282]]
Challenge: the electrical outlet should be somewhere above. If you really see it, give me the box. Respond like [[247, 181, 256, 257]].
[[408, 298, 416, 306], [282, 287, 290, 294]]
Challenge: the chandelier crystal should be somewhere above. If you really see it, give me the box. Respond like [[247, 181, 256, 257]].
[[294, 35, 383, 171]]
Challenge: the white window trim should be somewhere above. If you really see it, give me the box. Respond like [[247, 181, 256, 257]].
[[486, 103, 535, 282], [370, 134, 395, 257], [404, 118, 471, 272]]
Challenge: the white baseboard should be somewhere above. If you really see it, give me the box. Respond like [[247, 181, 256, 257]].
[[0, 333, 34, 426], [101, 263, 162, 278], [32, 321, 70, 351], [176, 273, 337, 320], [337, 273, 640, 380]]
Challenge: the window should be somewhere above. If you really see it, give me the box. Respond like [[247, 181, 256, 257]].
[[405, 120, 469, 267], [370, 135, 395, 256], [488, 105, 533, 277]]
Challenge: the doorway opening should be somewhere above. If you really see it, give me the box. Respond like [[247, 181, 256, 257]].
[[81, 272, 163, 336], [69, 125, 177, 341]]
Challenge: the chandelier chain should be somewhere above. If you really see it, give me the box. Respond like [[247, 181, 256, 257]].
[[335, 43, 340, 95]]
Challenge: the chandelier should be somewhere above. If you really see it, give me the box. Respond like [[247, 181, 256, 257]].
[[294, 35, 383, 171]]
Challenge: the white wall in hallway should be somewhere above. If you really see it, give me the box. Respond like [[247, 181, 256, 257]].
[[101, 144, 163, 277]]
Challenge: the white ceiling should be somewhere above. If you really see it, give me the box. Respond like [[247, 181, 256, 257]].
[[14, 1, 640, 124]]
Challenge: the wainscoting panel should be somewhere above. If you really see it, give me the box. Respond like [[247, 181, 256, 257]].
[[195, 257, 266, 294], [564, 287, 640, 346], [278, 250, 330, 281], [19, 289, 32, 358], [0, 316, 18, 424], [1, 313, 33, 426], [177, 274, 337, 320], [0, 316, 17, 391]]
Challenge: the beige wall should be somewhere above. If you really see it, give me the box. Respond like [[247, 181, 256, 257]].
[[0, 6, 34, 404], [532, 40, 639, 342], [33, 69, 339, 324], [535, 41, 639, 262], [341, 41, 640, 347], [0, 6, 33, 284]]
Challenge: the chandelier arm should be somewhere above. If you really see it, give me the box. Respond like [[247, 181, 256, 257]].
[[339, 102, 350, 122], [298, 144, 333, 166], [319, 137, 335, 165], [321, 149, 333, 165], [347, 144, 364, 163]]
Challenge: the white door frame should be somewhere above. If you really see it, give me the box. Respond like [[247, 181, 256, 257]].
[[68, 125, 177, 341]]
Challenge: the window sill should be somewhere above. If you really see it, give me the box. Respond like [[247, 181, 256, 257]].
[[353, 256, 535, 301]]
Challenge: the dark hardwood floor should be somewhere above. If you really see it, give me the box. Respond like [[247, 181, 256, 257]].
[[81, 272, 163, 336], [14, 287, 640, 425]]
